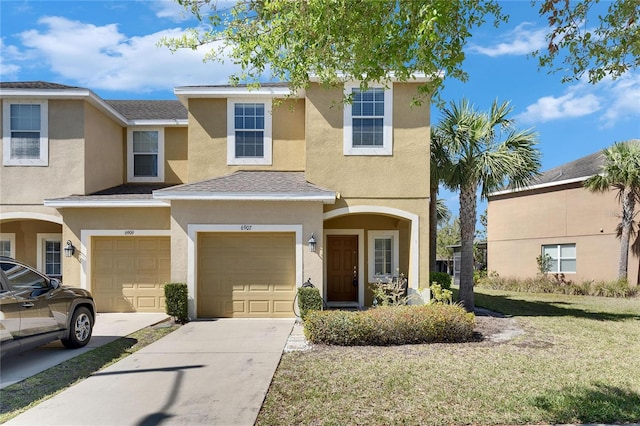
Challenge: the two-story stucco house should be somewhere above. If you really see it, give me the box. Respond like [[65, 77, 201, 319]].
[[487, 143, 640, 286], [0, 77, 431, 318]]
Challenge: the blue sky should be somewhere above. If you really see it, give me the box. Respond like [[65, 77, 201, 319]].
[[1, 0, 639, 220]]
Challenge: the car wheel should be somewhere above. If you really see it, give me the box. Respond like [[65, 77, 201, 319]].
[[61, 307, 93, 349]]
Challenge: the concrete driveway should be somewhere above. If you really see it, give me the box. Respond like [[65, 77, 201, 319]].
[[1, 313, 169, 389], [5, 318, 296, 426]]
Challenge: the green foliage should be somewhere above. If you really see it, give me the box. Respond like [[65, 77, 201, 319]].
[[370, 274, 410, 306], [476, 273, 638, 298], [164, 283, 189, 324], [164, 0, 507, 102], [429, 271, 452, 290], [429, 283, 453, 305], [436, 217, 460, 268], [535, 0, 639, 83], [304, 305, 475, 346], [297, 287, 323, 321], [473, 269, 488, 284], [536, 253, 553, 275]]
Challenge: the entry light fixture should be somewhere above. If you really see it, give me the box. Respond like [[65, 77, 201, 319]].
[[308, 233, 317, 253], [64, 240, 75, 258]]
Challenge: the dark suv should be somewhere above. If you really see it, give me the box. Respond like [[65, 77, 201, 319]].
[[0, 257, 96, 358]]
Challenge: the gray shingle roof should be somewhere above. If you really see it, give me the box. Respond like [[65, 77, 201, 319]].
[[535, 139, 640, 185], [105, 100, 187, 121], [46, 184, 173, 202], [0, 81, 85, 90], [153, 171, 336, 202]]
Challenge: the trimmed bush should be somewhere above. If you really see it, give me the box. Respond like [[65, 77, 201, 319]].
[[304, 305, 475, 346], [429, 271, 452, 290], [164, 282, 189, 324], [297, 286, 323, 321]]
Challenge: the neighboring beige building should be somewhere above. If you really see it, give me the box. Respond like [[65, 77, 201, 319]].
[[487, 146, 639, 286], [0, 78, 431, 318]]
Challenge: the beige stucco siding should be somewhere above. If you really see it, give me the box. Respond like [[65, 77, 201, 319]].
[[59, 207, 171, 286], [488, 184, 639, 284], [84, 101, 124, 194], [187, 98, 305, 183], [0, 219, 62, 267], [0, 100, 87, 204], [169, 200, 324, 292], [305, 82, 430, 198], [165, 127, 188, 184]]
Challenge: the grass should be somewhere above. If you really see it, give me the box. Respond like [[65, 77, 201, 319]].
[[256, 288, 640, 425], [0, 321, 179, 424]]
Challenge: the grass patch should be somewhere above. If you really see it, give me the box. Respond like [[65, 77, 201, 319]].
[[0, 321, 179, 423], [257, 289, 640, 425]]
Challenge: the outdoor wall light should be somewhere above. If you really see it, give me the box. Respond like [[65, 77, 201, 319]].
[[308, 233, 317, 253], [64, 240, 75, 257]]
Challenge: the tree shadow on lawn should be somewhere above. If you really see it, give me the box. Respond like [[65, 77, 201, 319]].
[[471, 291, 640, 322], [533, 382, 640, 424]]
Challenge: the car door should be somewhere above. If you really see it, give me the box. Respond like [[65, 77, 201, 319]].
[[0, 269, 21, 344], [0, 261, 59, 337]]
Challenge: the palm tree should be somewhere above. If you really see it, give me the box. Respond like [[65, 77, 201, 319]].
[[584, 141, 640, 280], [437, 99, 541, 312], [429, 130, 450, 272]]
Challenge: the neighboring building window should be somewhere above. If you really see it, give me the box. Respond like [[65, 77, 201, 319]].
[[127, 128, 164, 182], [37, 234, 62, 278], [542, 244, 576, 274], [227, 99, 272, 165], [368, 230, 399, 281], [2, 100, 49, 166], [343, 83, 393, 156], [0, 234, 15, 258]]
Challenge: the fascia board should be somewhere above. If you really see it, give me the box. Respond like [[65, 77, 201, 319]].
[[44, 199, 170, 208], [489, 176, 590, 197], [128, 119, 188, 127], [153, 191, 336, 204]]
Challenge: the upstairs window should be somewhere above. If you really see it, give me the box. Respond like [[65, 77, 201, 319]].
[[2, 100, 49, 166], [127, 128, 164, 182], [542, 244, 576, 274], [344, 84, 393, 156], [227, 99, 272, 165]]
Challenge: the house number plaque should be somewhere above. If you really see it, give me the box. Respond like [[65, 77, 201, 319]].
[[124, 230, 135, 235], [240, 225, 252, 231]]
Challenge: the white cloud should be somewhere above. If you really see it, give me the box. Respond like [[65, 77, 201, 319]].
[[149, 1, 192, 23], [516, 72, 640, 126], [0, 39, 23, 78], [468, 22, 547, 57], [8, 16, 242, 94]]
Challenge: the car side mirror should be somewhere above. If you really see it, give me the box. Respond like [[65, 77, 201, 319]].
[[50, 278, 61, 289]]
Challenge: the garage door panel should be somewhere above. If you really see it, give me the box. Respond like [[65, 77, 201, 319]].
[[198, 232, 296, 318], [92, 236, 170, 313]]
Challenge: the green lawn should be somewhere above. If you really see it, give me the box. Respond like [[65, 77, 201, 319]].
[[257, 289, 640, 425]]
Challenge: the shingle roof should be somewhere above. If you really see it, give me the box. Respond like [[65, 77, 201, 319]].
[[105, 100, 187, 120], [0, 81, 85, 90], [535, 139, 640, 185], [46, 184, 173, 202], [153, 171, 336, 202]]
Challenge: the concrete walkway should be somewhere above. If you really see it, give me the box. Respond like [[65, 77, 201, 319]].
[[1, 313, 169, 389], [5, 318, 295, 426]]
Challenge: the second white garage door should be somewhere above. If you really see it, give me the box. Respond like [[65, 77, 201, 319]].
[[197, 232, 296, 318]]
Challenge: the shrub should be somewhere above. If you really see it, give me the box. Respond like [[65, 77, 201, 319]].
[[164, 283, 189, 324], [430, 283, 453, 304], [304, 305, 475, 346], [297, 286, 323, 321], [473, 269, 488, 284], [370, 274, 410, 306], [429, 271, 452, 290]]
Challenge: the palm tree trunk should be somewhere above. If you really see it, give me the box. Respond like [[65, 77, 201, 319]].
[[618, 188, 636, 280], [429, 185, 438, 272], [458, 181, 477, 312]]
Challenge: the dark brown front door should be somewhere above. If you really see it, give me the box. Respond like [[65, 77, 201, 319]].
[[327, 235, 358, 302]]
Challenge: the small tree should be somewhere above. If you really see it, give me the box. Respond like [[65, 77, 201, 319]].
[[536, 253, 553, 275]]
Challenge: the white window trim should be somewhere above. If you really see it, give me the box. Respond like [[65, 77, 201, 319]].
[[37, 233, 62, 276], [367, 230, 399, 282], [2, 99, 49, 166], [227, 98, 273, 165], [0, 233, 16, 258], [127, 127, 165, 183], [542, 243, 577, 274], [343, 83, 393, 156]]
